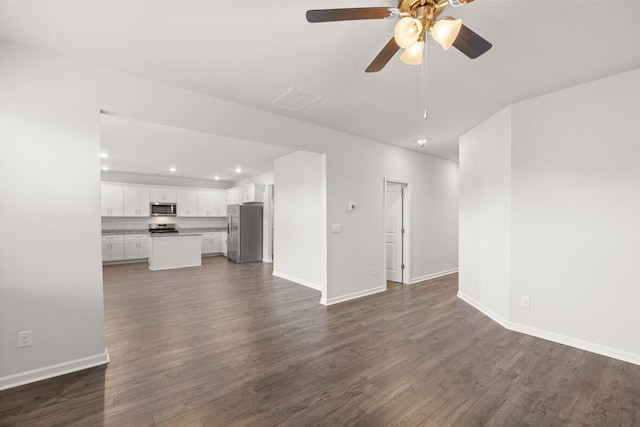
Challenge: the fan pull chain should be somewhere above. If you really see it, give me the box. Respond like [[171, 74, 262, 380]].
[[417, 40, 428, 147], [422, 40, 428, 122]]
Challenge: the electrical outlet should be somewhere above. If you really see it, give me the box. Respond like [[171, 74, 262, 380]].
[[18, 330, 32, 348], [520, 296, 531, 309]]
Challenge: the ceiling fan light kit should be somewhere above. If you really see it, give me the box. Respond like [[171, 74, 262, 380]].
[[305, 0, 491, 72], [394, 17, 423, 48], [431, 17, 462, 50], [400, 41, 425, 65]]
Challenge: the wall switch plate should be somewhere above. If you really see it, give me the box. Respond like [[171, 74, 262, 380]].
[[348, 202, 357, 211], [18, 330, 32, 348], [331, 224, 342, 233], [520, 296, 531, 308]]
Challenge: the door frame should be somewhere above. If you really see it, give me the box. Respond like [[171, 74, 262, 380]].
[[383, 177, 411, 285]]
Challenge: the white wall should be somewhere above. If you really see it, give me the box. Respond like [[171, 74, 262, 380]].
[[273, 152, 327, 295], [458, 107, 512, 321], [510, 68, 640, 361], [0, 40, 460, 388], [459, 68, 640, 365], [0, 44, 108, 389], [324, 139, 459, 304]]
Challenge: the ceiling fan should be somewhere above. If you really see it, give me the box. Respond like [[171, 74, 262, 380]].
[[306, 0, 492, 72]]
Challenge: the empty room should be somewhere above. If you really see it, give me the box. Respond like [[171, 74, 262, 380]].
[[1, 1, 639, 426]]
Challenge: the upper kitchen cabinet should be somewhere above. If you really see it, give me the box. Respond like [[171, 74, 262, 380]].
[[239, 184, 265, 204], [216, 192, 227, 217], [226, 188, 239, 206], [177, 190, 198, 217], [101, 183, 124, 217], [124, 187, 150, 216], [198, 190, 226, 217], [226, 184, 265, 206], [197, 191, 215, 217], [150, 188, 177, 203]]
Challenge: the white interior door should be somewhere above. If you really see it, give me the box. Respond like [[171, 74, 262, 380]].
[[385, 182, 403, 282]]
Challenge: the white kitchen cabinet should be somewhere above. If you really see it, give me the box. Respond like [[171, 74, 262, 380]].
[[124, 234, 149, 259], [201, 234, 211, 254], [212, 232, 222, 253], [225, 184, 264, 206], [197, 191, 216, 216], [216, 192, 227, 217], [177, 190, 198, 217], [150, 188, 177, 203], [201, 232, 217, 254], [102, 235, 125, 261], [220, 231, 227, 256], [198, 190, 226, 216], [101, 184, 124, 217], [226, 189, 239, 206], [239, 184, 265, 204], [201, 232, 222, 254], [124, 187, 150, 217]]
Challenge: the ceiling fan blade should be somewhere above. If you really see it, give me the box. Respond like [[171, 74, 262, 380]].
[[365, 38, 400, 73], [306, 7, 393, 23], [452, 24, 492, 59]]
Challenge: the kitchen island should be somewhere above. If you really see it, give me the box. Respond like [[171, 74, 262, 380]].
[[148, 233, 202, 271]]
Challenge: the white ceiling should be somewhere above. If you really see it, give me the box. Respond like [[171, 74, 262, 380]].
[[1, 0, 639, 163], [100, 114, 294, 181]]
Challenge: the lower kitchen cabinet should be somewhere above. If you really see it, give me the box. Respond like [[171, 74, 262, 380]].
[[124, 234, 149, 260], [221, 232, 227, 256], [102, 235, 125, 261], [201, 232, 224, 255]]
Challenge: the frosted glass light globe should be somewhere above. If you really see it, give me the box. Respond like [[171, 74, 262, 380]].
[[400, 41, 424, 65], [394, 17, 423, 49]]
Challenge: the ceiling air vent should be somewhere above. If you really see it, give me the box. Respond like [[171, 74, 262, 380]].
[[270, 87, 323, 112]]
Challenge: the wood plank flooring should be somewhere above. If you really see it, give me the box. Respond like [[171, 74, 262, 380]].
[[1, 256, 639, 426]]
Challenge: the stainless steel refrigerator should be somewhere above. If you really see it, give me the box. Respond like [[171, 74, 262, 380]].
[[227, 204, 263, 263]]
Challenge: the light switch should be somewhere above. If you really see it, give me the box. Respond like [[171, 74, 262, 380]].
[[348, 202, 357, 211], [331, 224, 342, 233]]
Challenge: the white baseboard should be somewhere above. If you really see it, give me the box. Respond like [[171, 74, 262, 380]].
[[273, 270, 321, 291], [457, 292, 511, 330], [0, 349, 110, 391], [320, 285, 386, 306], [508, 322, 640, 367], [262, 258, 273, 263], [409, 268, 458, 285], [457, 293, 640, 367]]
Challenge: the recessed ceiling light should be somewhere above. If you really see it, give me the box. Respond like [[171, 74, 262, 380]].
[[101, 166, 109, 171], [169, 167, 176, 172], [214, 176, 220, 181], [235, 167, 242, 173], [100, 153, 109, 158]]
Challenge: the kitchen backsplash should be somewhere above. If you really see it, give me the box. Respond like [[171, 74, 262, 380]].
[[102, 216, 227, 230]]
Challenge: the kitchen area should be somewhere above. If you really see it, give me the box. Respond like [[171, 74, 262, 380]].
[[98, 112, 286, 271], [101, 182, 266, 269]]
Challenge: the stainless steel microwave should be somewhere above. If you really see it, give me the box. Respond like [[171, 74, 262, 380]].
[[150, 202, 177, 216]]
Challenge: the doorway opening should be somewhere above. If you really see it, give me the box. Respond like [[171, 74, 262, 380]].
[[384, 178, 410, 284]]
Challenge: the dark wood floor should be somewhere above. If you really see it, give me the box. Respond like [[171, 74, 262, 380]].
[[1, 257, 639, 426]]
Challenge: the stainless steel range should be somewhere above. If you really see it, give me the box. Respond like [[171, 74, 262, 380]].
[[149, 223, 179, 234]]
